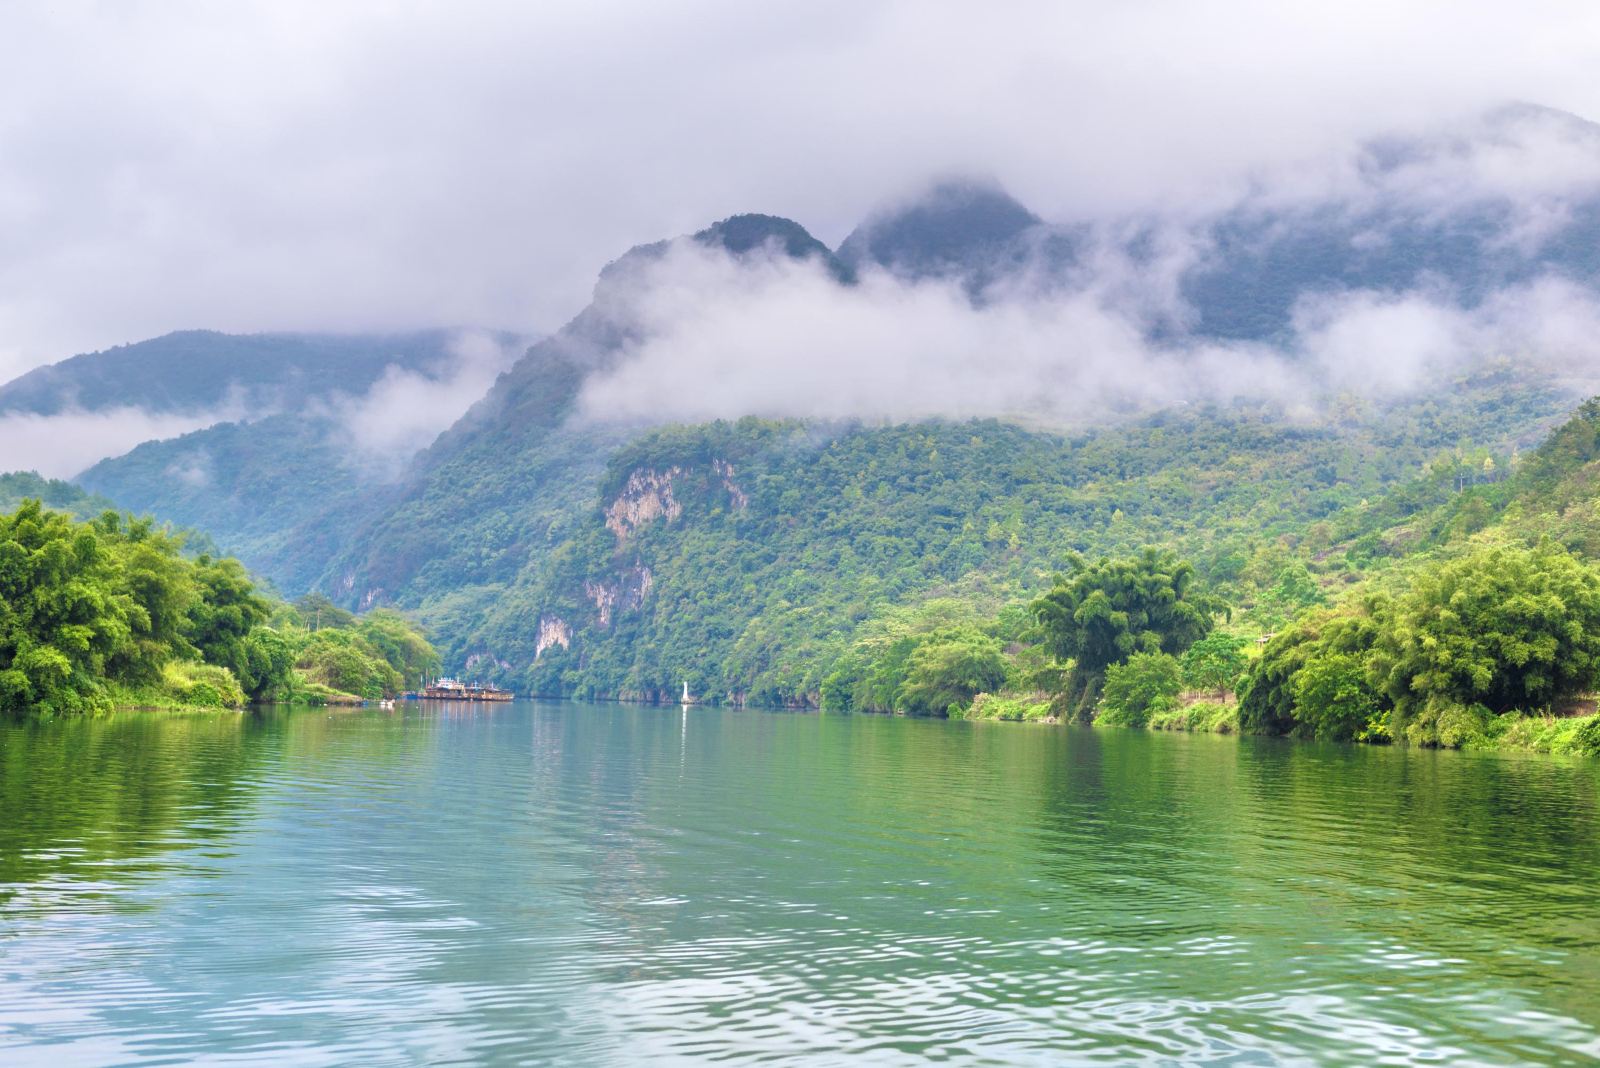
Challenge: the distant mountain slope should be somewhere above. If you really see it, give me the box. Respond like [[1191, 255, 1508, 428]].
[[41, 103, 1600, 699], [45, 326, 520, 581], [838, 181, 1045, 279], [77, 416, 391, 594], [1182, 104, 1600, 340], [0, 471, 116, 519], [841, 108, 1600, 340], [1350, 392, 1600, 563], [317, 213, 842, 609], [438, 375, 1572, 704], [0, 329, 474, 416], [834, 181, 1091, 303]]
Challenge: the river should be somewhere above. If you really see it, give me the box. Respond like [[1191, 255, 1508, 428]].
[[2, 702, 1597, 1065]]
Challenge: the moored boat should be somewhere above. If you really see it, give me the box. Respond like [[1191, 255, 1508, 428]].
[[419, 676, 515, 702]]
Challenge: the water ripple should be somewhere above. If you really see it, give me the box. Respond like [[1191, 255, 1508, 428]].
[[1, 704, 1598, 1065]]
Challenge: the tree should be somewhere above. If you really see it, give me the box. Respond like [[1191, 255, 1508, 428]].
[[1237, 624, 1317, 736], [1238, 606, 1385, 738], [1368, 542, 1600, 744], [1099, 652, 1182, 727], [238, 627, 299, 702], [355, 609, 441, 689], [0, 502, 136, 716], [1180, 633, 1249, 701], [185, 555, 272, 695], [896, 627, 1007, 715], [1031, 548, 1222, 721], [1292, 651, 1384, 742]]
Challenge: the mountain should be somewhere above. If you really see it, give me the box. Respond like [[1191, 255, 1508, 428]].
[[412, 375, 1575, 704], [0, 471, 116, 520], [836, 180, 1078, 296], [0, 329, 474, 416], [310, 213, 849, 612], [50, 327, 521, 588], [77, 416, 387, 595], [46, 104, 1600, 702], [1181, 104, 1600, 340]]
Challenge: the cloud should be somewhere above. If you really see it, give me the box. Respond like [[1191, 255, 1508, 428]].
[[2, 2, 1600, 375], [320, 331, 521, 475], [0, 330, 521, 479], [165, 451, 212, 488], [573, 241, 1600, 427], [0, 406, 244, 481]]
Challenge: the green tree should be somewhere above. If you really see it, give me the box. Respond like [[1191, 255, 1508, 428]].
[[355, 609, 441, 689], [0, 503, 135, 715], [1239, 606, 1385, 738], [1180, 632, 1249, 701], [1292, 650, 1384, 742], [1368, 542, 1600, 744], [896, 626, 1007, 715], [1098, 652, 1182, 727], [185, 555, 272, 696], [238, 627, 299, 701], [1031, 548, 1221, 721]]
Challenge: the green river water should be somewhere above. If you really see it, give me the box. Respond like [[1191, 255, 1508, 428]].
[[1, 701, 1598, 1065]]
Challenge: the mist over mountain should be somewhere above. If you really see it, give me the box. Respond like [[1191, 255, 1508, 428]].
[[836, 182, 1059, 290], [0, 329, 522, 479], [9, 102, 1600, 696], [0, 329, 473, 416]]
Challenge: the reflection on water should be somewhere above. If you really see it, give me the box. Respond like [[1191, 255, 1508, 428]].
[[2, 703, 1598, 1065]]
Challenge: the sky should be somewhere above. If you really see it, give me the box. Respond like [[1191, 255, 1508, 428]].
[[4, 0, 1600, 382]]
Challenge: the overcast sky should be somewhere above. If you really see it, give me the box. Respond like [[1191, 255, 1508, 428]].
[[3, 0, 1599, 380]]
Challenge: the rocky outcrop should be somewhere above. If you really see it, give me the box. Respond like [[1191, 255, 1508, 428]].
[[584, 565, 654, 627], [465, 651, 513, 673], [534, 617, 572, 659], [711, 459, 749, 510], [605, 467, 683, 540]]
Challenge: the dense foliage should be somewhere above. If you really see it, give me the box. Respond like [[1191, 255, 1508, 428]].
[[0, 501, 436, 717], [1180, 633, 1250, 701], [1031, 548, 1221, 720], [1098, 653, 1183, 728], [1237, 543, 1600, 747], [285, 597, 440, 701], [384, 371, 1562, 710]]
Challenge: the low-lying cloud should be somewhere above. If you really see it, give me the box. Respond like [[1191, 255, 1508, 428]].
[[0, 403, 249, 481], [319, 331, 521, 475], [0, 330, 524, 480], [5, 2, 1600, 372], [574, 241, 1600, 427]]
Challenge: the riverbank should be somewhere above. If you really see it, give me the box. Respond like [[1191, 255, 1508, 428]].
[[959, 690, 1600, 757]]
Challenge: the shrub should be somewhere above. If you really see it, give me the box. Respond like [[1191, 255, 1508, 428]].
[[160, 660, 246, 709], [1149, 701, 1238, 734], [1180, 632, 1249, 700], [1370, 542, 1600, 743], [964, 693, 1054, 722], [1099, 652, 1182, 727]]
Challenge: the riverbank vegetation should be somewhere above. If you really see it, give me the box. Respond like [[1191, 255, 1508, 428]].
[[954, 538, 1600, 756], [0, 501, 436, 718], [432, 371, 1568, 707], [950, 396, 1600, 757]]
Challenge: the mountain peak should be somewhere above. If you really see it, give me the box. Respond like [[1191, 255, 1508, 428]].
[[597, 213, 849, 298], [836, 180, 1041, 279], [695, 213, 851, 282]]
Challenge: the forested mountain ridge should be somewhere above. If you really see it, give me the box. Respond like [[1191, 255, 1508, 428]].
[[428, 374, 1571, 705], [0, 471, 116, 520], [10, 104, 1600, 703], [79, 417, 394, 595], [315, 213, 846, 611], [0, 329, 476, 416]]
